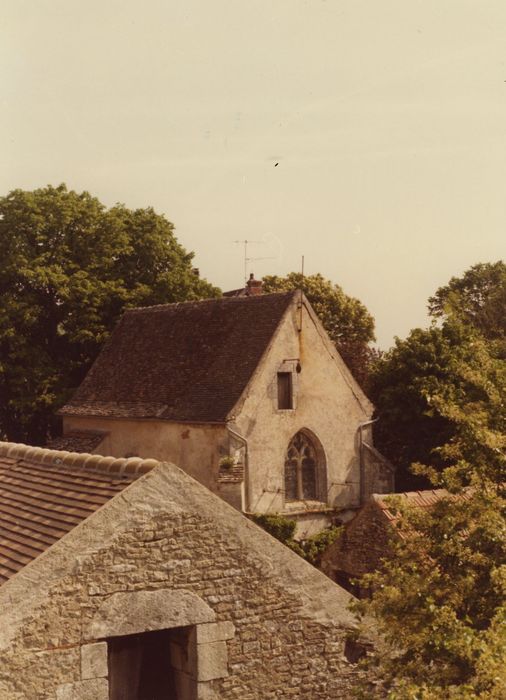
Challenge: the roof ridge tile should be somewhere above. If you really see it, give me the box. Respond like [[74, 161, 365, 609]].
[[0, 442, 157, 477], [127, 290, 295, 314]]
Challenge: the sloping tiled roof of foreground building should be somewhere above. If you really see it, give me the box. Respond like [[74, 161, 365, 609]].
[[60, 292, 295, 422], [0, 442, 157, 584]]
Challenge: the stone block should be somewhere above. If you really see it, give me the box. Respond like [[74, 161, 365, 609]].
[[196, 640, 229, 682], [56, 678, 108, 700], [81, 641, 108, 680], [194, 620, 235, 644], [197, 682, 220, 700]]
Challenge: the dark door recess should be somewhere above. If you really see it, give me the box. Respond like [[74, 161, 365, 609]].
[[109, 627, 191, 700]]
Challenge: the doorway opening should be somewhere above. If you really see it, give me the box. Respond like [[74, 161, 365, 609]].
[[108, 626, 194, 700]]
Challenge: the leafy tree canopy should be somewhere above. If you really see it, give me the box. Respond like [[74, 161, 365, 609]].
[[428, 261, 506, 350], [369, 262, 506, 489], [0, 184, 219, 443], [354, 325, 506, 698], [368, 324, 469, 489], [262, 272, 376, 385]]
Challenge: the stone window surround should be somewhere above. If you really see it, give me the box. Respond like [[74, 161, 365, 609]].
[[283, 428, 328, 507], [56, 589, 235, 700]]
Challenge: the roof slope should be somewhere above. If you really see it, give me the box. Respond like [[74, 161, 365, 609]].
[[372, 489, 453, 522], [47, 430, 107, 453], [61, 293, 295, 422], [0, 443, 155, 585]]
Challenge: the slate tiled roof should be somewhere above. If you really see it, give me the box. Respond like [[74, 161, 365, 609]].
[[47, 430, 107, 453], [61, 292, 295, 422], [0, 442, 157, 585]]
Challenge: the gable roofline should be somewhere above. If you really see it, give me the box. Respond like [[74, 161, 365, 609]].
[[60, 292, 295, 423], [0, 441, 162, 590], [0, 442, 359, 650], [299, 293, 374, 416], [225, 290, 299, 420], [226, 291, 374, 421]]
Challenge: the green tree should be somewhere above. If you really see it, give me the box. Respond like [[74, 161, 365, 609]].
[[0, 184, 219, 444], [428, 261, 506, 351], [354, 328, 506, 698], [369, 262, 506, 490], [368, 325, 467, 490], [262, 272, 376, 385]]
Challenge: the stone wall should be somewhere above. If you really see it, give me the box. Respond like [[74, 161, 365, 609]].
[[320, 501, 392, 595], [362, 444, 395, 502], [63, 417, 229, 493], [0, 462, 377, 699]]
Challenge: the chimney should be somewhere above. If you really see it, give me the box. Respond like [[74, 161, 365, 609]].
[[246, 273, 263, 296]]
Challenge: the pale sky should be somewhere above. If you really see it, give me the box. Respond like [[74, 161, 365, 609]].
[[2, 0, 505, 348]]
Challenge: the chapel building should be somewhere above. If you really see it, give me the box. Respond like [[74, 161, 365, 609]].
[[57, 288, 393, 536]]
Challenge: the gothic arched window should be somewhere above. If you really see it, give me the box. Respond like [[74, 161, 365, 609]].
[[284, 431, 319, 501]]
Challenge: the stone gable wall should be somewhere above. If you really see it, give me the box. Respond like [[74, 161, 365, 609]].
[[0, 465, 377, 699], [320, 501, 392, 585], [234, 302, 373, 516]]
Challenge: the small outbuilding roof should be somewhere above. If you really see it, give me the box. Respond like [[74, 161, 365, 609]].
[[372, 489, 452, 521], [47, 430, 107, 453], [0, 443, 155, 585], [61, 292, 295, 422]]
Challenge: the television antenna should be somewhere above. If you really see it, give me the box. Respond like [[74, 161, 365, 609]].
[[233, 239, 275, 284]]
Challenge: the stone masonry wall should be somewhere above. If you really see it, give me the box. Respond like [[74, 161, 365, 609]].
[[320, 501, 392, 583], [0, 464, 377, 699]]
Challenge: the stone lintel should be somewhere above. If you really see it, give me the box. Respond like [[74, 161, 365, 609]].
[[85, 588, 215, 640]]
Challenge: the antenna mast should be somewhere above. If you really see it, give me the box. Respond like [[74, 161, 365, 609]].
[[299, 255, 304, 332], [233, 239, 274, 284]]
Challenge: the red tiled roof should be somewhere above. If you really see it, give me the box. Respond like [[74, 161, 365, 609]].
[[60, 292, 295, 422], [373, 489, 459, 522], [0, 443, 157, 585]]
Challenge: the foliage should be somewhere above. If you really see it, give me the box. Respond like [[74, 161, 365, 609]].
[[0, 184, 219, 443], [251, 512, 341, 567], [299, 526, 343, 567], [368, 262, 506, 490], [218, 455, 236, 470], [251, 513, 297, 543], [262, 272, 376, 386], [353, 324, 506, 699], [428, 261, 506, 353], [368, 325, 461, 489]]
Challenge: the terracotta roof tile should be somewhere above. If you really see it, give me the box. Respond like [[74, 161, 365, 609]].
[[373, 489, 467, 521], [60, 293, 295, 422], [0, 442, 158, 586]]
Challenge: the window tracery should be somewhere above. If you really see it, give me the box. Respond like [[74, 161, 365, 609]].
[[284, 431, 318, 501]]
